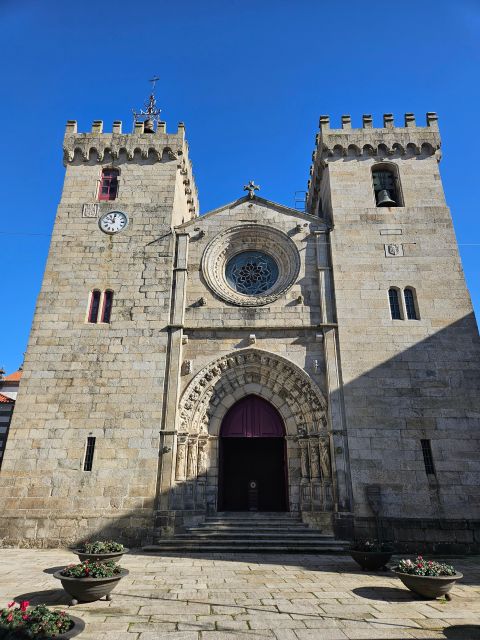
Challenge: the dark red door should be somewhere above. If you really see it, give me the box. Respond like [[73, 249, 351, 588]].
[[219, 396, 288, 511]]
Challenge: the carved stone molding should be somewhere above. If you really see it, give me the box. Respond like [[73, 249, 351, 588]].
[[201, 225, 300, 306], [178, 348, 328, 437]]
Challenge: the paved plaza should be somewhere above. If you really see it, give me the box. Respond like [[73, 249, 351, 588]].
[[0, 550, 479, 639]]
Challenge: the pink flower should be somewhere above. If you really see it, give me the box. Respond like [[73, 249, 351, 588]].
[[20, 601, 29, 612], [6, 613, 13, 622], [22, 614, 29, 620], [7, 602, 15, 608]]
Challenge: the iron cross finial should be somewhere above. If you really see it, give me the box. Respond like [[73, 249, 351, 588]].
[[243, 180, 260, 199], [149, 76, 160, 92], [132, 77, 162, 129]]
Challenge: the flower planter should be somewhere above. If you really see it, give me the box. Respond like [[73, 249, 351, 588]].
[[349, 549, 393, 571], [53, 569, 129, 605], [56, 615, 85, 639], [0, 614, 84, 639], [72, 548, 129, 563], [392, 569, 463, 600]]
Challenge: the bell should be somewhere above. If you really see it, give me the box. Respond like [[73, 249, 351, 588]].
[[376, 189, 396, 207], [144, 118, 155, 134]]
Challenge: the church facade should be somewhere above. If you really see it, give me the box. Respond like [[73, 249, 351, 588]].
[[0, 108, 479, 550]]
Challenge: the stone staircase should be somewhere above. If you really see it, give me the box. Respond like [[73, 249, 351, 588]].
[[143, 512, 349, 553]]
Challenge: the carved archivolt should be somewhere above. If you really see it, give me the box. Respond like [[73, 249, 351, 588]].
[[178, 348, 328, 437], [201, 225, 300, 306]]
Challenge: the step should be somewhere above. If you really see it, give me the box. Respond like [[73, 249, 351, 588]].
[[146, 538, 348, 548], [190, 522, 315, 531], [211, 513, 302, 520], [180, 532, 332, 539], [185, 528, 319, 535], [201, 520, 304, 527], [144, 543, 348, 554]]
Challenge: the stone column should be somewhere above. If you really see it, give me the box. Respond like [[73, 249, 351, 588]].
[[175, 434, 188, 482], [299, 438, 311, 510], [197, 438, 209, 477], [186, 438, 198, 479], [319, 435, 333, 510], [309, 438, 322, 509], [156, 232, 189, 512], [299, 439, 310, 480], [314, 230, 353, 518], [196, 437, 208, 510]]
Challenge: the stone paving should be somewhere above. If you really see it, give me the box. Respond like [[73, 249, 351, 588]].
[[0, 550, 479, 639]]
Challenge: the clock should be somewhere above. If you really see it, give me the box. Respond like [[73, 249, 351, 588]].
[[99, 211, 129, 234]]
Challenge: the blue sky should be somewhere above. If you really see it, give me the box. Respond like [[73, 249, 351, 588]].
[[1, 0, 479, 374]]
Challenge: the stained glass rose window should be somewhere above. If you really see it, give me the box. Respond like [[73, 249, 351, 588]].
[[225, 251, 279, 295]]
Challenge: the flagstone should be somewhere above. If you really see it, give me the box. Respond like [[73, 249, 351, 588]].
[[0, 550, 478, 639]]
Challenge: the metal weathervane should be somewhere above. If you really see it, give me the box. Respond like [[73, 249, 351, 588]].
[[133, 76, 162, 128]]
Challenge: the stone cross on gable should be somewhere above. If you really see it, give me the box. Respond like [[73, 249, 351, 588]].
[[243, 180, 260, 199]]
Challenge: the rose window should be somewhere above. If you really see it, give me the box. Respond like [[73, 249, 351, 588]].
[[226, 251, 279, 295]]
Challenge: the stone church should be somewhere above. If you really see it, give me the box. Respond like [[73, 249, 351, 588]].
[[1, 98, 479, 550]]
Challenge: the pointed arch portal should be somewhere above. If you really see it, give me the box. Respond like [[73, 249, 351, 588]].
[[218, 395, 288, 512]]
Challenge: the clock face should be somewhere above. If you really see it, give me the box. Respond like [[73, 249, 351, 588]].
[[99, 211, 128, 234]]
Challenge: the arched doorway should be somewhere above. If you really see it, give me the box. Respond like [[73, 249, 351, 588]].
[[218, 395, 288, 511]]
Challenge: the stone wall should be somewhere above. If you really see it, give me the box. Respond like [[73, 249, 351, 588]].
[[0, 120, 194, 547], [308, 113, 480, 540], [153, 200, 344, 535]]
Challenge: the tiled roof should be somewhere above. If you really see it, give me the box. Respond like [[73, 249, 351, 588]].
[[3, 370, 22, 382], [0, 393, 14, 404]]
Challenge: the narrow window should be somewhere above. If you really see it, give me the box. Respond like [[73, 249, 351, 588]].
[[372, 164, 402, 207], [421, 439, 435, 475], [388, 288, 402, 320], [83, 437, 96, 471], [88, 290, 101, 323], [404, 288, 418, 320], [101, 290, 113, 323], [98, 169, 119, 201]]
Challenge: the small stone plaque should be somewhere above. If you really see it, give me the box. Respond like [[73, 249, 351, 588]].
[[384, 243, 404, 258], [82, 203, 99, 218], [380, 228, 402, 235]]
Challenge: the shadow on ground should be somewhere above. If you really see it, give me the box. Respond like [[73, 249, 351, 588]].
[[42, 566, 66, 575], [443, 626, 480, 639], [12, 589, 69, 606], [353, 585, 426, 601]]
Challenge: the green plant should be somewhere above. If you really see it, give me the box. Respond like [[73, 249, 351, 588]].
[[61, 560, 122, 579], [394, 556, 456, 577], [0, 601, 72, 638], [77, 540, 124, 553], [350, 540, 393, 552]]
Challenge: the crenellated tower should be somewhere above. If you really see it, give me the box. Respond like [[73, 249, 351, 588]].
[[0, 102, 199, 545], [306, 112, 480, 543], [307, 112, 441, 218]]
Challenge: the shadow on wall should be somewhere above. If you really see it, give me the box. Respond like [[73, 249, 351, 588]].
[[340, 311, 480, 551], [0, 314, 479, 553]]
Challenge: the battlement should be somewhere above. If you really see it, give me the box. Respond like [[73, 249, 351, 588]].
[[307, 113, 442, 214], [313, 112, 441, 159], [63, 119, 199, 217]]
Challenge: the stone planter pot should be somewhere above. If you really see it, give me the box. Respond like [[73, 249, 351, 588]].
[[53, 569, 129, 605], [349, 549, 393, 571], [392, 569, 463, 600], [56, 615, 86, 639], [72, 548, 129, 562], [0, 615, 85, 639]]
